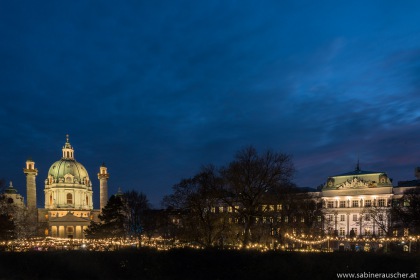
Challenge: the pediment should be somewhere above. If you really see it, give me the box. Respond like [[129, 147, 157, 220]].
[[336, 177, 376, 189]]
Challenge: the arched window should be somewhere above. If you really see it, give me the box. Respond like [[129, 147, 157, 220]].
[[86, 195, 89, 206], [49, 195, 53, 205], [67, 193, 73, 204]]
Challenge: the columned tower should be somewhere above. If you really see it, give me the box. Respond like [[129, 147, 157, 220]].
[[23, 158, 38, 210], [98, 163, 109, 210]]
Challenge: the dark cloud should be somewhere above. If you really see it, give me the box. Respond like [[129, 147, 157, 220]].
[[1, 1, 420, 206]]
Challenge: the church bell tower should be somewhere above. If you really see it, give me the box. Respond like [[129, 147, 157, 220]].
[[23, 158, 38, 210], [98, 163, 109, 210]]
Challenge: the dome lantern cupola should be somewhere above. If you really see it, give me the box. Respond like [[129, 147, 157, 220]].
[[62, 134, 74, 159]]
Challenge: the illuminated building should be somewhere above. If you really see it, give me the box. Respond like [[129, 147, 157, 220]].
[[22, 135, 109, 238], [321, 162, 420, 239], [321, 162, 393, 237], [3, 181, 25, 207]]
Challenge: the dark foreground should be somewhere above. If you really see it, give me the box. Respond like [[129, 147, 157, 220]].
[[0, 249, 418, 280]]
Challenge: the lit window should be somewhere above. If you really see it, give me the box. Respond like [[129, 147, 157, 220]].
[[378, 199, 385, 207], [353, 214, 358, 222], [277, 216, 281, 222], [365, 200, 372, 207], [67, 193, 73, 204], [211, 207, 215, 213], [327, 201, 334, 208], [277, 204, 282, 211], [340, 215, 345, 222], [317, 215, 321, 222], [339, 228, 345, 236], [219, 206, 224, 213], [352, 200, 359, 207], [327, 215, 333, 222], [365, 228, 371, 235], [268, 205, 275, 212], [404, 228, 409, 237], [300, 217, 305, 223], [227, 206, 232, 213], [284, 216, 288, 223], [340, 201, 346, 208]]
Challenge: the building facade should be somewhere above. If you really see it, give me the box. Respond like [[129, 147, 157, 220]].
[[21, 135, 109, 239], [321, 163, 393, 237], [320, 163, 420, 238]]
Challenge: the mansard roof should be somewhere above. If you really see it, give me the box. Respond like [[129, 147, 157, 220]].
[[333, 169, 383, 177]]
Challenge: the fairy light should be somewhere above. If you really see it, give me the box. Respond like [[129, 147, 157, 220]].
[[0, 234, 419, 252]]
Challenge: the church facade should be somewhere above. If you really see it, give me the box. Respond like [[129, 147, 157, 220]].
[[22, 135, 109, 239]]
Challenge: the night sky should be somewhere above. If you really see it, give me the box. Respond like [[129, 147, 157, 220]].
[[1, 1, 420, 208]]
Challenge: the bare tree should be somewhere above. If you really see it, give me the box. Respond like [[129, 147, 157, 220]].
[[163, 166, 228, 247], [361, 206, 392, 236], [123, 190, 150, 237], [220, 146, 295, 246], [393, 188, 420, 234]]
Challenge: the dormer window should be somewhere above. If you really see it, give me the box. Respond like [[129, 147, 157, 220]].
[[64, 174, 74, 183]]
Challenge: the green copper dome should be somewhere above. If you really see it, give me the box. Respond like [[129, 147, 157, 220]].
[[48, 159, 89, 182], [46, 135, 91, 186]]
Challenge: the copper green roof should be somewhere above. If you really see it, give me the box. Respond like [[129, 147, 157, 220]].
[[333, 169, 383, 177], [5, 181, 18, 194], [48, 159, 89, 180]]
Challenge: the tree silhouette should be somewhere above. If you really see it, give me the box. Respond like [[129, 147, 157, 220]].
[[85, 195, 127, 238], [221, 146, 294, 246]]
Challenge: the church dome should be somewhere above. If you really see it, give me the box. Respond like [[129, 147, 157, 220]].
[[48, 159, 90, 183], [45, 135, 91, 187]]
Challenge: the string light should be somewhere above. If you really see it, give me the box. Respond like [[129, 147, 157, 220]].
[[284, 234, 420, 246], [0, 235, 418, 252]]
